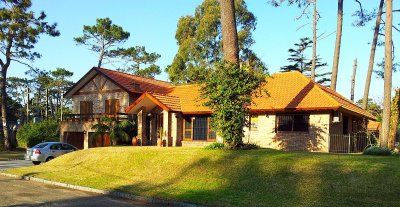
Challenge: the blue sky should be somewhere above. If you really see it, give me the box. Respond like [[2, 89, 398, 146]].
[[8, 0, 399, 103]]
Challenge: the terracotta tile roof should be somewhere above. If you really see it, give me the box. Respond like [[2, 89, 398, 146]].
[[125, 70, 376, 120], [367, 121, 380, 131], [151, 93, 181, 111], [96, 67, 174, 94]]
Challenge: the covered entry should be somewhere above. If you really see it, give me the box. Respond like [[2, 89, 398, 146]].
[[64, 132, 84, 149]]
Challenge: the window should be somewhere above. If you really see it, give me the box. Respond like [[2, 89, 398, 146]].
[[250, 116, 258, 131], [277, 114, 309, 132], [183, 116, 216, 141], [105, 99, 119, 113], [80, 101, 93, 114], [50, 144, 62, 150]]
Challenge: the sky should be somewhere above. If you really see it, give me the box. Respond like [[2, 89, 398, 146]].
[[7, 0, 400, 103]]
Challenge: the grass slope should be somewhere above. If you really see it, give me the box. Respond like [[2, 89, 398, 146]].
[[4, 147, 400, 207]]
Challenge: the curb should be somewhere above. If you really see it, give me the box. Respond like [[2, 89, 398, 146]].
[[0, 172, 204, 207]]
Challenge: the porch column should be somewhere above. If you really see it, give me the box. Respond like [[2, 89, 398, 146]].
[[163, 110, 172, 146], [150, 113, 157, 145], [171, 112, 183, 146], [137, 107, 147, 146]]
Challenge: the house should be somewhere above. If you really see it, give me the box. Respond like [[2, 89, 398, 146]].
[[62, 67, 375, 152], [61, 67, 174, 149]]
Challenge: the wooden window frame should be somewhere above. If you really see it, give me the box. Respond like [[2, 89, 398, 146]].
[[105, 99, 120, 114], [183, 116, 216, 141], [276, 113, 310, 132]]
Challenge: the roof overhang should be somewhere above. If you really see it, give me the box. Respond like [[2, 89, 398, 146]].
[[125, 92, 171, 114]]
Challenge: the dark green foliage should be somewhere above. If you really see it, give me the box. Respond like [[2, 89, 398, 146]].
[[201, 62, 267, 148], [91, 117, 131, 146], [110, 46, 161, 78], [363, 146, 392, 156], [16, 119, 60, 148], [281, 37, 331, 84], [204, 142, 225, 150], [356, 98, 383, 122], [166, 0, 265, 83], [74, 17, 130, 67], [236, 143, 260, 150]]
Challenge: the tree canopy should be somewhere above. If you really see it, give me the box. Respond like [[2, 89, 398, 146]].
[[166, 0, 266, 83], [74, 18, 130, 68], [281, 37, 330, 84]]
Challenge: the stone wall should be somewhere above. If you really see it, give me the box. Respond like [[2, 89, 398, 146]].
[[245, 113, 330, 152], [71, 75, 130, 114]]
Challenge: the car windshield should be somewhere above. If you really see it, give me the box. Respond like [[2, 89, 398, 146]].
[[33, 143, 49, 148]]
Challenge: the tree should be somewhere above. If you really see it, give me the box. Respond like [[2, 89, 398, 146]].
[[281, 37, 330, 84], [381, 0, 393, 148], [311, 0, 317, 81], [166, 0, 265, 83], [110, 46, 161, 78], [389, 88, 400, 149], [361, 0, 384, 110], [50, 68, 73, 121], [74, 18, 130, 68], [0, 0, 59, 150], [330, 0, 343, 91], [220, 0, 239, 65], [356, 98, 383, 122], [91, 117, 130, 146]]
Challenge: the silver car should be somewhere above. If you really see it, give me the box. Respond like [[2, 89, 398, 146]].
[[24, 142, 78, 165]]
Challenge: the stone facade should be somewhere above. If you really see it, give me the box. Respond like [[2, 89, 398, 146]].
[[71, 75, 130, 114]]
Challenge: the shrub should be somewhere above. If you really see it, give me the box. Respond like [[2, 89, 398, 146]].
[[16, 119, 60, 148], [363, 146, 392, 156], [204, 142, 225, 150]]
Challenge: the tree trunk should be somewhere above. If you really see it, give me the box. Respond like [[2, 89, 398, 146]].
[[220, 0, 239, 65], [330, 0, 344, 91], [350, 58, 357, 102], [26, 88, 29, 123], [311, 0, 317, 81], [380, 0, 393, 148], [45, 88, 49, 118], [389, 88, 400, 149], [362, 0, 384, 110], [0, 67, 10, 150]]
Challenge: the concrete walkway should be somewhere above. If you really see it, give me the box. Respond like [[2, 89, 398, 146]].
[[0, 175, 157, 207]]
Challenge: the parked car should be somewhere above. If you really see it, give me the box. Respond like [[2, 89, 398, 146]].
[[24, 142, 78, 165]]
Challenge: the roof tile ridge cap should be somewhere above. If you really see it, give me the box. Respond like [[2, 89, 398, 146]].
[[296, 72, 341, 108], [318, 84, 367, 111], [97, 67, 174, 85], [151, 92, 180, 99]]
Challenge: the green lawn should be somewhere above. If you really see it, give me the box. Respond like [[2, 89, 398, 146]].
[[4, 147, 400, 207], [0, 150, 25, 161]]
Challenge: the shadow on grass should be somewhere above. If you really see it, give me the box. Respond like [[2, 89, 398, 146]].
[[109, 150, 400, 207]]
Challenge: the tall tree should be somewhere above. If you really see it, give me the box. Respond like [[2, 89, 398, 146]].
[[330, 0, 344, 90], [74, 18, 130, 68], [381, 0, 393, 148], [350, 58, 357, 102], [220, 0, 239, 65], [50, 68, 73, 121], [311, 0, 317, 81], [362, 0, 384, 110], [166, 0, 265, 83], [389, 88, 400, 149], [0, 0, 59, 150], [110, 46, 161, 78], [281, 37, 330, 84]]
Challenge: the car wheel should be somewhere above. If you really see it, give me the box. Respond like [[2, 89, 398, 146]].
[[46, 157, 54, 162], [32, 161, 41, 165]]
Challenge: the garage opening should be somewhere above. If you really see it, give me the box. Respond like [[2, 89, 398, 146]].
[[64, 132, 84, 149]]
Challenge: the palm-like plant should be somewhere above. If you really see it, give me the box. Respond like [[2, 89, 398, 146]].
[[91, 117, 133, 146]]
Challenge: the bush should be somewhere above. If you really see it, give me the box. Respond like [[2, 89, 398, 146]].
[[16, 119, 60, 148], [204, 142, 225, 150], [363, 146, 392, 156], [236, 143, 260, 150]]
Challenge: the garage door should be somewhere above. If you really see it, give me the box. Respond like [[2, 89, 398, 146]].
[[64, 132, 84, 149]]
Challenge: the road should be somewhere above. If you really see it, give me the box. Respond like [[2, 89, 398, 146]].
[[0, 159, 32, 170], [0, 175, 157, 207]]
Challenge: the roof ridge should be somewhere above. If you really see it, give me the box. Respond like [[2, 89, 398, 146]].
[[318, 84, 368, 112], [95, 67, 174, 86]]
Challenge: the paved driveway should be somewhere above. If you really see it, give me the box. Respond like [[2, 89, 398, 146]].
[[0, 160, 32, 170], [0, 175, 157, 207]]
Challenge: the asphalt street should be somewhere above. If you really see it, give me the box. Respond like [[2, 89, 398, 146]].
[[0, 159, 32, 170], [0, 175, 157, 207]]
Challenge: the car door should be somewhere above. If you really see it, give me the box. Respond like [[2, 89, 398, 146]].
[[49, 143, 64, 158], [61, 143, 76, 155]]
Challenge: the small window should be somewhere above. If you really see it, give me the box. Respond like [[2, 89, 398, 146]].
[[105, 99, 120, 113], [50, 144, 62, 150], [277, 114, 309, 132], [184, 118, 192, 140], [250, 116, 258, 131], [208, 117, 216, 139]]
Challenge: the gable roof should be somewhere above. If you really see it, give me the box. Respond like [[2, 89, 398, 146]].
[[125, 71, 375, 120], [64, 67, 174, 98]]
